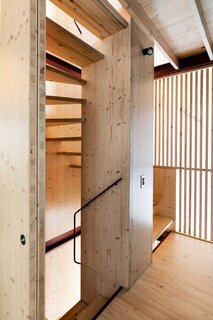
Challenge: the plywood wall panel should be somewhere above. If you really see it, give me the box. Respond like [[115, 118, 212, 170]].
[[81, 25, 131, 303], [81, 19, 154, 300], [0, 1, 45, 319]]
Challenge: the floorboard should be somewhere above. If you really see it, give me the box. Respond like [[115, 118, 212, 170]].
[[99, 233, 213, 320]]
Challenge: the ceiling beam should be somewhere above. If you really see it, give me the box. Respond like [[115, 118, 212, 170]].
[[189, 0, 213, 60], [118, 0, 179, 69], [154, 52, 213, 79]]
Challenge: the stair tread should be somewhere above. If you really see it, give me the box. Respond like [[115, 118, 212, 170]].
[[76, 295, 107, 320], [153, 215, 173, 242], [46, 137, 82, 141], [69, 165, 81, 169], [57, 152, 82, 156], [49, 0, 128, 40], [46, 17, 104, 67], [46, 64, 86, 85], [60, 300, 87, 320], [46, 118, 84, 127], [46, 95, 86, 105]]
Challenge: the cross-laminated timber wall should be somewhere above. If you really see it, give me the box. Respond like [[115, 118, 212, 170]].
[[0, 1, 45, 319]]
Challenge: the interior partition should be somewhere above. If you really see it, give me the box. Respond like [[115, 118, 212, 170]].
[[81, 19, 154, 302]]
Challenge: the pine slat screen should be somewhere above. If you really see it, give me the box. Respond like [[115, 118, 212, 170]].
[[154, 68, 213, 241]]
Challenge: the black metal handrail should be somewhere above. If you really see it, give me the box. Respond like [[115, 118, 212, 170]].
[[74, 177, 122, 265]]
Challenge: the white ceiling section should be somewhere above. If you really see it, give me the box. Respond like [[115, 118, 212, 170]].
[[154, 45, 169, 67]]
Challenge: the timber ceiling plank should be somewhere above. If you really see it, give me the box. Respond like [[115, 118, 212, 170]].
[[189, 0, 213, 60], [118, 0, 179, 69]]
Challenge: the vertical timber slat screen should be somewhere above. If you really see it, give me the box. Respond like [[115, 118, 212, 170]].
[[154, 68, 213, 241]]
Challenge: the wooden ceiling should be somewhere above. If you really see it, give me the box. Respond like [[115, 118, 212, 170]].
[[142, 0, 203, 58], [118, 0, 213, 68]]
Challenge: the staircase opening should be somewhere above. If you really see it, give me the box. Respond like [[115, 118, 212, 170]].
[[44, 1, 128, 319]]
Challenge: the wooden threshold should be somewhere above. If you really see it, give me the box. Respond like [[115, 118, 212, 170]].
[[46, 118, 85, 127], [49, 0, 128, 40], [46, 17, 104, 67], [153, 215, 173, 242], [46, 64, 86, 85], [46, 137, 82, 142], [46, 95, 86, 105]]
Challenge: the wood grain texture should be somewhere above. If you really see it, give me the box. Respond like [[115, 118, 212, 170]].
[[118, 0, 179, 69], [57, 152, 82, 156], [81, 19, 154, 302], [46, 118, 85, 127], [81, 25, 131, 303], [60, 300, 87, 320], [49, 0, 128, 40], [129, 21, 154, 286], [142, 0, 206, 59], [46, 17, 104, 67], [0, 0, 45, 319], [189, 0, 213, 60], [45, 239, 81, 320], [37, 0, 46, 318], [99, 233, 213, 320], [212, 69, 213, 241], [76, 295, 107, 320]]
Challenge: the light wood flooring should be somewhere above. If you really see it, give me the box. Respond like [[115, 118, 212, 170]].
[[98, 232, 213, 320]]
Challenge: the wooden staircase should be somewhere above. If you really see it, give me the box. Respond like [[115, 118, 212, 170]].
[[49, 0, 128, 40], [46, 18, 104, 67]]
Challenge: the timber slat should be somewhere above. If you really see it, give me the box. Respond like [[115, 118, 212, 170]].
[[46, 65, 86, 85], [46, 96, 86, 105], [46, 137, 82, 142], [46, 118, 85, 127]]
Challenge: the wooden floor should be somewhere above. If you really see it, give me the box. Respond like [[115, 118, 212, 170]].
[[98, 233, 213, 320]]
